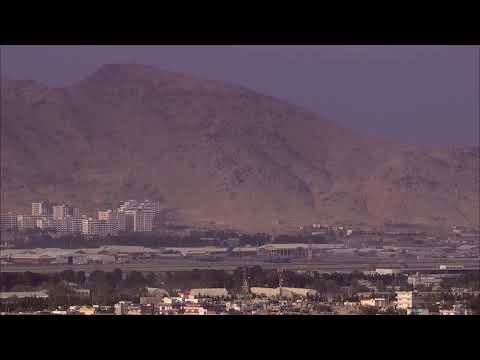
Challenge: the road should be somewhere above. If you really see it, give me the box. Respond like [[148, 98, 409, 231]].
[[1, 257, 479, 274]]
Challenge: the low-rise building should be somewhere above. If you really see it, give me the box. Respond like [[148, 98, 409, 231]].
[[396, 291, 421, 311], [7, 254, 55, 265], [360, 298, 388, 307], [68, 305, 95, 315], [407, 308, 430, 315], [114, 301, 133, 315], [190, 288, 229, 298], [53, 204, 79, 220], [16, 215, 41, 230], [250, 287, 318, 299], [0, 290, 49, 299], [145, 288, 169, 298], [408, 274, 443, 288], [440, 303, 473, 315], [375, 268, 401, 276], [183, 304, 207, 315]]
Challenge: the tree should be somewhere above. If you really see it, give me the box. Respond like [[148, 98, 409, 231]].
[[124, 271, 147, 288], [60, 270, 76, 283], [359, 306, 378, 315], [75, 271, 86, 286], [146, 272, 157, 287], [112, 269, 123, 285], [88, 271, 107, 286]]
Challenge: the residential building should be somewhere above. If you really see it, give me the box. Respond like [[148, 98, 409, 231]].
[[78, 306, 95, 315], [6, 254, 55, 265], [183, 304, 208, 315], [53, 205, 68, 220], [375, 268, 401, 276], [16, 215, 40, 230], [117, 200, 160, 232], [280, 288, 319, 298], [82, 218, 116, 236], [189, 288, 229, 298], [70, 216, 83, 233], [98, 210, 112, 221], [1, 213, 17, 230], [51, 310, 68, 315], [32, 201, 52, 216], [114, 301, 133, 315], [99, 210, 126, 233], [145, 288, 169, 297], [250, 287, 318, 299], [93, 219, 115, 236], [360, 298, 388, 307], [133, 209, 154, 232], [124, 210, 136, 232], [0, 290, 49, 299], [82, 218, 95, 235], [118, 200, 160, 216], [440, 303, 473, 315], [35, 216, 54, 230], [396, 291, 420, 310], [408, 308, 430, 315], [53, 204, 80, 220], [408, 274, 443, 288], [72, 207, 80, 218]]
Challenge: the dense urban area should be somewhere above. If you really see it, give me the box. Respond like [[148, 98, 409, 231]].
[[1, 200, 479, 315]]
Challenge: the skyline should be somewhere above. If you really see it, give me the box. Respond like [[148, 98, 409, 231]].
[[2, 45, 478, 147]]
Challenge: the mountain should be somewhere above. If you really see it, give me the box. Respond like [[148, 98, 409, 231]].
[[1, 64, 478, 231]]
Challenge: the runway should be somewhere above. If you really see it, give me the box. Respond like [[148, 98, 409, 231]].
[[1, 257, 479, 274]]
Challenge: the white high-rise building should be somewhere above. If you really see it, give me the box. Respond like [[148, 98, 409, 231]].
[[133, 209, 154, 232], [82, 218, 95, 235], [117, 200, 159, 232], [32, 201, 52, 216], [109, 211, 126, 232]]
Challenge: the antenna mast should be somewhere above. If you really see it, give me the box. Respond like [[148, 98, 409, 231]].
[[242, 264, 249, 296]]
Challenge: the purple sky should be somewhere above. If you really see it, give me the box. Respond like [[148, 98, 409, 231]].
[[2, 45, 478, 146]]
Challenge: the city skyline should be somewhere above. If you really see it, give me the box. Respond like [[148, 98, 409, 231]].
[[1, 45, 479, 316]]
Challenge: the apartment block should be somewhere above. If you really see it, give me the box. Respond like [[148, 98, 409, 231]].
[[118, 200, 159, 232], [93, 219, 115, 237], [52, 216, 82, 234], [53, 204, 80, 220], [35, 216, 54, 230], [133, 209, 154, 232], [109, 211, 126, 232], [396, 291, 421, 311], [98, 210, 126, 232], [1, 213, 17, 230], [82, 218, 95, 235], [119, 200, 160, 217], [98, 210, 112, 221], [32, 201, 52, 216], [17, 215, 41, 230]]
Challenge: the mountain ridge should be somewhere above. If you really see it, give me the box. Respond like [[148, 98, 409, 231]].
[[1, 64, 478, 231]]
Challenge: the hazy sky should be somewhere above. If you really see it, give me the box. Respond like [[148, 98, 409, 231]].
[[1, 45, 478, 146]]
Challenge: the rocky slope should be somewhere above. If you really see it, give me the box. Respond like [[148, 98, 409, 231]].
[[1, 64, 478, 230]]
